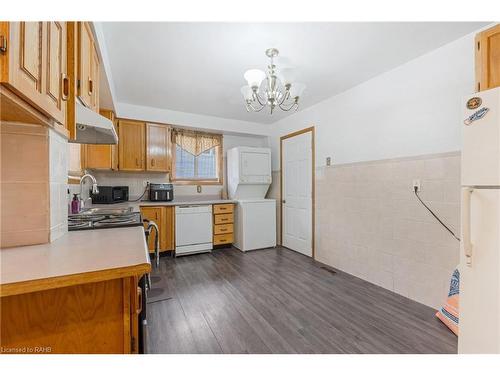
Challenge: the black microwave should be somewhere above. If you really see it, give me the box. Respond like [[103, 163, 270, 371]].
[[91, 186, 129, 204]]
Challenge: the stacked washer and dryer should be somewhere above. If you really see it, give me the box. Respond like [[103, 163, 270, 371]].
[[227, 147, 276, 251]]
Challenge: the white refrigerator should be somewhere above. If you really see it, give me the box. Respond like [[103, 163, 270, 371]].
[[459, 87, 500, 353]]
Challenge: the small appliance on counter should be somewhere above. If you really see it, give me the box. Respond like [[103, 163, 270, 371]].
[[149, 183, 174, 201], [91, 186, 129, 204]]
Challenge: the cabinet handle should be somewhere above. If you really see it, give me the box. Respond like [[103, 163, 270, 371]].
[[61, 73, 69, 101], [88, 77, 93, 95], [151, 159, 155, 167], [220, 218, 228, 222], [136, 287, 143, 315], [135, 158, 139, 167], [219, 228, 227, 232], [462, 188, 473, 266], [0, 35, 7, 53]]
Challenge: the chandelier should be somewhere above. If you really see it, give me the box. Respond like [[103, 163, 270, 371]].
[[241, 48, 306, 114]]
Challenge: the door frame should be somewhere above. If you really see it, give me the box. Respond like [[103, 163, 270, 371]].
[[279, 126, 315, 259]]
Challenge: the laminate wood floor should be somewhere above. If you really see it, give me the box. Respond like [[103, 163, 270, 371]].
[[146, 247, 457, 354]]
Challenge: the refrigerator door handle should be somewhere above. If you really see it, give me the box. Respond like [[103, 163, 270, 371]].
[[462, 187, 474, 266]]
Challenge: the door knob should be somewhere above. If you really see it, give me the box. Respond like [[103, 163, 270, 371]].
[[282, 200, 286, 204]]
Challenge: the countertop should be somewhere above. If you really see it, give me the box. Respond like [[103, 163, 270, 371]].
[[0, 226, 151, 297], [90, 196, 236, 211]]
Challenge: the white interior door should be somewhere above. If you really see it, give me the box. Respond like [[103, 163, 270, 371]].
[[282, 131, 313, 256]]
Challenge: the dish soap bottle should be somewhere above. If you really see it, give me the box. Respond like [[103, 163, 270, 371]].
[[71, 194, 81, 214]]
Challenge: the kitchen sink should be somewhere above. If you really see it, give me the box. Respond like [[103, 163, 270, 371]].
[[71, 207, 133, 216]]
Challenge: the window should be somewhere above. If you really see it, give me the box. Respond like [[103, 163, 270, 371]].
[[172, 130, 222, 184]]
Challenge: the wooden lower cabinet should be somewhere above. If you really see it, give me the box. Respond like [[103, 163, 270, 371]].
[[213, 203, 234, 246], [140, 206, 175, 253], [0, 275, 143, 354]]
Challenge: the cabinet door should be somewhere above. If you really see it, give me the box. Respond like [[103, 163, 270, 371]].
[[77, 22, 93, 108], [83, 109, 115, 170], [118, 120, 145, 171], [1, 22, 45, 109], [1, 22, 68, 125], [44, 21, 67, 125], [476, 24, 500, 92], [162, 206, 175, 251], [146, 123, 170, 172], [6, 22, 43, 101], [83, 144, 112, 169], [90, 42, 99, 111], [141, 207, 163, 253]]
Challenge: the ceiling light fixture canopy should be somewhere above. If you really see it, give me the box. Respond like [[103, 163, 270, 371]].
[[241, 48, 305, 114]]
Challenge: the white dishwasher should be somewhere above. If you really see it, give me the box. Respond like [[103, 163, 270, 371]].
[[175, 205, 213, 256]]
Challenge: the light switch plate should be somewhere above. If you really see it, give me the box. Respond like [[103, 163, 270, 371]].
[[326, 157, 332, 166]]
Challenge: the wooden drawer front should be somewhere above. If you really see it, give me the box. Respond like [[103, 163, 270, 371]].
[[214, 213, 233, 225], [213, 233, 233, 245], [213, 204, 234, 214], [214, 223, 233, 235]]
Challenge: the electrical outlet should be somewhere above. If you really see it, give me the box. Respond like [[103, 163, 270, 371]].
[[413, 179, 421, 192], [326, 157, 332, 166], [197, 185, 202, 194]]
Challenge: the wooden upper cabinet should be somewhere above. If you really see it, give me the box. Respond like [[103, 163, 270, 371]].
[[118, 120, 146, 171], [475, 24, 500, 92], [77, 22, 94, 109], [146, 123, 171, 172], [90, 42, 100, 112], [83, 109, 117, 170], [45, 21, 67, 124], [0, 22, 68, 125]]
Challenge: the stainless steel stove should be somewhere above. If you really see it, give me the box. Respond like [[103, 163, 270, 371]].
[[68, 208, 143, 231]]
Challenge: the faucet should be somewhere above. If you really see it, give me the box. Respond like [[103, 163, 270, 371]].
[[79, 173, 99, 210]]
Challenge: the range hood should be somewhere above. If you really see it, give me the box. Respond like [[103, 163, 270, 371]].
[[69, 102, 118, 144]]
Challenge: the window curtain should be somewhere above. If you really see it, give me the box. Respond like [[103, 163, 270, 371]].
[[172, 129, 221, 156]]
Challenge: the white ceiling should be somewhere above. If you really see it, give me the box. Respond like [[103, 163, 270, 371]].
[[100, 22, 487, 124]]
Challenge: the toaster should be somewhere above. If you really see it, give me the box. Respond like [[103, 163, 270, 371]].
[[149, 183, 174, 202]]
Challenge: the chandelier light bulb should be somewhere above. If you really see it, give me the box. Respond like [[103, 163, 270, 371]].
[[243, 69, 266, 89]]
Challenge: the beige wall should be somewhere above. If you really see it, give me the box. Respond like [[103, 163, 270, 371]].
[[1, 123, 50, 247], [1, 123, 69, 247], [316, 152, 460, 309], [270, 151, 461, 309]]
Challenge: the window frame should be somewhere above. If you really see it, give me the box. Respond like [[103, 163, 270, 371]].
[[171, 132, 223, 185]]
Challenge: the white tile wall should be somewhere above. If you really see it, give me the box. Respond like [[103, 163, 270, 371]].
[[49, 129, 68, 242], [315, 152, 461, 309]]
